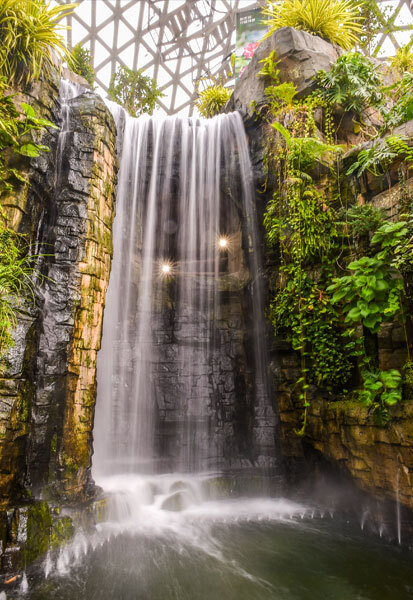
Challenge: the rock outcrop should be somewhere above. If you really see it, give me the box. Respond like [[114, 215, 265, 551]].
[[233, 28, 413, 513], [227, 27, 341, 118], [0, 73, 117, 507]]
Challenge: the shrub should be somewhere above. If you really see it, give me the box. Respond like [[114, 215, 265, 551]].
[[67, 43, 95, 87], [327, 254, 403, 333], [316, 53, 383, 115], [262, 0, 363, 51], [108, 66, 164, 117], [360, 368, 402, 424], [337, 204, 385, 240], [389, 39, 413, 78], [0, 0, 76, 86], [196, 84, 231, 118]]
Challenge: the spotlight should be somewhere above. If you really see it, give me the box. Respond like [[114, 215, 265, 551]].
[[158, 259, 175, 278], [218, 236, 228, 249]]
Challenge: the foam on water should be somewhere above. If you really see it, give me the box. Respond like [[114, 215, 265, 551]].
[[41, 472, 308, 585]]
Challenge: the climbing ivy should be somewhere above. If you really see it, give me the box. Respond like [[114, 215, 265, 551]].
[[262, 48, 412, 434]]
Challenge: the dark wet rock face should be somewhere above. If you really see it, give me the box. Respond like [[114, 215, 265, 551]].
[[0, 77, 117, 507]]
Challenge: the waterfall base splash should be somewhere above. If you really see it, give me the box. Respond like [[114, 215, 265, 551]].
[[10, 476, 413, 600]]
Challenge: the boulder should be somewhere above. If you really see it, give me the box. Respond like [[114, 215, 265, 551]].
[[227, 27, 341, 119]]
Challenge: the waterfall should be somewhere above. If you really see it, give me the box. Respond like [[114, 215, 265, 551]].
[[93, 109, 277, 478]]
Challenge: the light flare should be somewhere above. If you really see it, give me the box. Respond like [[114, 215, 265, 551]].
[[158, 259, 175, 278]]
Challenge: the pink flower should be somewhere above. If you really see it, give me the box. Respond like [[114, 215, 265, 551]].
[[242, 42, 259, 59]]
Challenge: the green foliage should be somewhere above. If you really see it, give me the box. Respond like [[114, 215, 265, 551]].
[[389, 39, 413, 78], [389, 215, 413, 274], [196, 84, 231, 118], [265, 83, 297, 108], [360, 368, 402, 424], [261, 0, 363, 50], [328, 255, 403, 333], [371, 221, 409, 258], [258, 51, 280, 80], [382, 73, 413, 130], [272, 271, 353, 390], [347, 135, 413, 178], [403, 361, 413, 396], [316, 53, 383, 116], [0, 221, 38, 356], [264, 99, 350, 433], [337, 204, 385, 240], [67, 43, 95, 87], [0, 0, 76, 86], [0, 78, 57, 196], [0, 79, 55, 356], [271, 121, 342, 176], [372, 220, 413, 275], [108, 66, 164, 117], [262, 48, 412, 433]]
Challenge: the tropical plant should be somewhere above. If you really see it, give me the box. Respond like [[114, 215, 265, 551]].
[[360, 368, 402, 423], [382, 73, 413, 130], [272, 271, 353, 391], [347, 135, 413, 178], [371, 221, 409, 259], [327, 255, 403, 333], [0, 78, 58, 196], [108, 66, 164, 117], [261, 0, 363, 50], [196, 84, 231, 118], [0, 0, 76, 86], [67, 43, 95, 86], [0, 79, 56, 356], [271, 121, 341, 176], [389, 38, 413, 78], [316, 53, 383, 115], [0, 221, 38, 356], [265, 82, 297, 107], [257, 51, 280, 80], [337, 204, 385, 240]]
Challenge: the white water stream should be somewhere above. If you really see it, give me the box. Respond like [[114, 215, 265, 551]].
[[93, 107, 276, 478]]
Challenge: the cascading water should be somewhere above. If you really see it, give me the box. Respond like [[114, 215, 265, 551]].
[[93, 108, 277, 479], [21, 99, 413, 600]]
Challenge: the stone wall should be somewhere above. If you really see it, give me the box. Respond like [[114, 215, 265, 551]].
[[232, 27, 413, 512], [0, 73, 118, 507]]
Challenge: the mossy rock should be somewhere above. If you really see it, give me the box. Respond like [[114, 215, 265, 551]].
[[23, 502, 53, 563]]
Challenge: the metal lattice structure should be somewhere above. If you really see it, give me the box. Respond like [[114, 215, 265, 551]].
[[54, 0, 413, 115], [55, 0, 257, 115]]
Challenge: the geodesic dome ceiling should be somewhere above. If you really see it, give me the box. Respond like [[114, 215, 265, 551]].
[[53, 0, 413, 116]]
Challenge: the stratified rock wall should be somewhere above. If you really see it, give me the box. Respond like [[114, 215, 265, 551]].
[[233, 28, 413, 511], [0, 71, 61, 505], [0, 74, 117, 506]]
